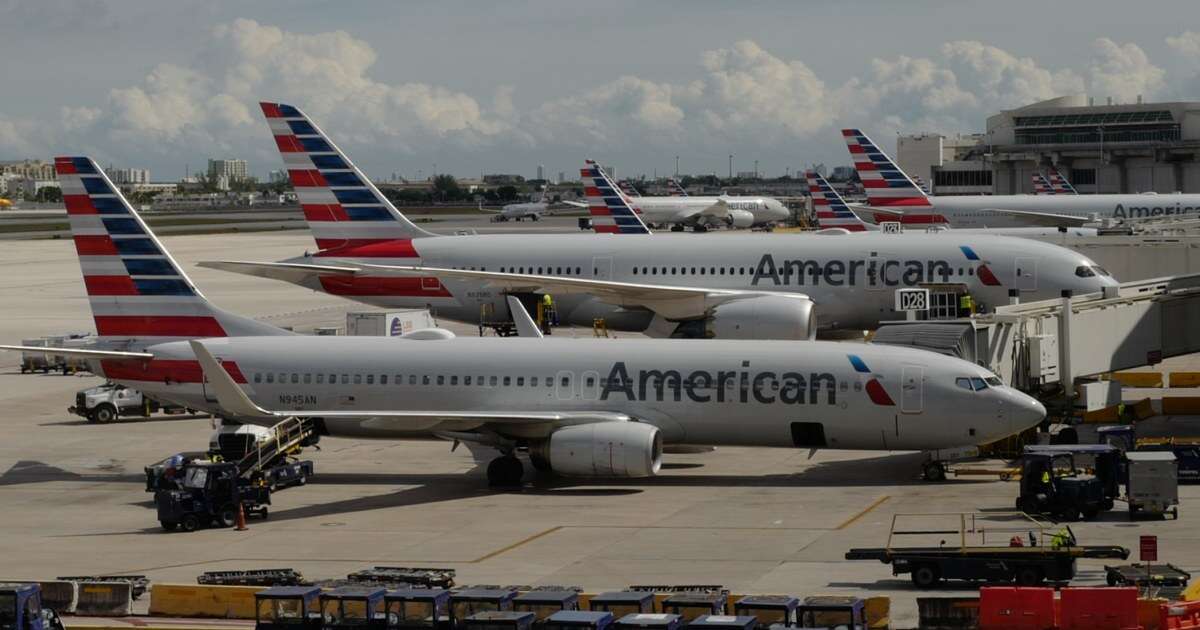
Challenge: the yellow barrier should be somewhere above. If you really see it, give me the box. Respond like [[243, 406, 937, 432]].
[[1171, 372, 1200, 388], [1111, 372, 1165, 388], [1162, 397, 1200, 415], [1139, 597, 1167, 630], [864, 596, 890, 629], [1184, 577, 1200, 602], [148, 584, 263, 619]]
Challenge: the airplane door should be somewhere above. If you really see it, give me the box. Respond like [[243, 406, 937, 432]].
[[1014, 257, 1037, 291], [592, 256, 613, 281], [900, 365, 923, 414]]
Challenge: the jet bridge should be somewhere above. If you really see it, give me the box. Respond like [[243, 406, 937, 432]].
[[872, 272, 1200, 400]]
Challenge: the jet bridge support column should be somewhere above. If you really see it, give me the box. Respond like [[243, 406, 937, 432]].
[[1058, 291, 1073, 406]]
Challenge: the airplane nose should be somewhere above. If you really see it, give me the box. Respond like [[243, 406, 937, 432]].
[[1011, 391, 1046, 431]]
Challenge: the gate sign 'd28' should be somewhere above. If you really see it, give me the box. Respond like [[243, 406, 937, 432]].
[[895, 288, 930, 312]]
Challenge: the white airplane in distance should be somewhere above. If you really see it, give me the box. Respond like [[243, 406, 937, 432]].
[[203, 102, 1117, 339], [1, 155, 1048, 488], [484, 186, 554, 222], [843, 128, 1200, 227], [617, 179, 641, 197], [806, 170, 1100, 238]]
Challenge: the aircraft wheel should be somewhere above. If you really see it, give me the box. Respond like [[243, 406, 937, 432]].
[[532, 215, 539, 221], [670, 225, 684, 232], [922, 461, 946, 482], [487, 456, 524, 487]]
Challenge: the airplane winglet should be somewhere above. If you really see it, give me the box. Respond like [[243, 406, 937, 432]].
[[506, 296, 544, 339], [189, 340, 277, 419]]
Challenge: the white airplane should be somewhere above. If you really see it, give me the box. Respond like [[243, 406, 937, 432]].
[[203, 102, 1117, 339], [843, 128, 1200, 227], [1, 155, 1047, 487], [483, 186, 554, 222], [806, 170, 1100, 238]]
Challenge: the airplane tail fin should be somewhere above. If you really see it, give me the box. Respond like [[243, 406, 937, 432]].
[[1033, 172, 1055, 195], [259, 102, 435, 251], [617, 179, 641, 198], [841, 129, 933, 208], [56, 156, 288, 347], [581, 160, 651, 234], [1047, 167, 1077, 194], [666, 178, 689, 197], [805, 170, 871, 231]]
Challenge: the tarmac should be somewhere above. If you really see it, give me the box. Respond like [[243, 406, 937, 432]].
[[1, 224, 1199, 628]]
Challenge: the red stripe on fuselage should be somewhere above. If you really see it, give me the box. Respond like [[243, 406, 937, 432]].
[[313, 240, 419, 258], [93, 316, 227, 337], [100, 358, 247, 384], [73, 235, 119, 255], [84, 275, 138, 295], [318, 276, 452, 297]]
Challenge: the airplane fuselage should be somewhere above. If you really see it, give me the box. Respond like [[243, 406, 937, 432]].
[[95, 336, 1044, 452], [293, 232, 1117, 333], [632, 196, 788, 226], [884, 194, 1200, 228]]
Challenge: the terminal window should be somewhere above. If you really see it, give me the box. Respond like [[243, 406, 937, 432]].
[[933, 170, 992, 187]]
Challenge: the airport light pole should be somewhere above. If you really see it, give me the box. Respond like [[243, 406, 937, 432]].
[[675, 155, 679, 178], [728, 154, 733, 180]]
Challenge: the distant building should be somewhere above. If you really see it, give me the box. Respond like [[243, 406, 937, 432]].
[[0, 159, 55, 181], [483, 174, 525, 185], [268, 169, 289, 184], [20, 179, 60, 198], [207, 158, 248, 183], [896, 133, 989, 195], [557, 171, 565, 184], [106, 167, 151, 185], [828, 166, 856, 182], [536, 164, 544, 180]]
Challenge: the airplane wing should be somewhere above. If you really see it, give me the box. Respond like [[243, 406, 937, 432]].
[[847, 203, 906, 217], [356, 263, 810, 320], [975, 208, 1093, 228], [0, 345, 155, 360], [199, 260, 813, 320], [560, 200, 588, 208], [190, 340, 628, 426]]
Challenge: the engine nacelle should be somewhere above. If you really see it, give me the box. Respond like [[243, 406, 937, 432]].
[[535, 422, 662, 477], [707, 295, 817, 340], [725, 208, 754, 229]]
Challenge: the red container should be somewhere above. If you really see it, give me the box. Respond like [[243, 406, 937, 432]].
[[1060, 587, 1139, 630], [979, 586, 1056, 629], [1161, 599, 1200, 630]]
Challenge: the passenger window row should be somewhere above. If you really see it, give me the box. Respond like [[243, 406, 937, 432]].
[[252, 372, 579, 388]]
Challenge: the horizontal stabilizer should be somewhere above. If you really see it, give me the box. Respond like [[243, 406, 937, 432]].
[[0, 345, 154, 360], [198, 260, 360, 284]]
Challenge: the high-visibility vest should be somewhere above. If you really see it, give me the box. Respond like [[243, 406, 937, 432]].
[[542, 294, 553, 307]]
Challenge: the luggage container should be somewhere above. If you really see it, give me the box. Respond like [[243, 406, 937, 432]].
[[385, 589, 451, 630], [255, 586, 322, 630], [732, 596, 798, 629], [612, 614, 681, 630], [513, 591, 578, 622], [1126, 451, 1180, 519], [660, 593, 725, 622], [320, 587, 387, 630], [588, 593, 654, 618], [543, 611, 612, 630], [797, 597, 867, 630], [450, 590, 517, 629], [347, 311, 436, 337], [681, 616, 755, 630], [464, 612, 535, 630]]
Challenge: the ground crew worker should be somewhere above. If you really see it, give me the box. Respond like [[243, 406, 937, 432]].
[[1050, 527, 1071, 548], [959, 293, 975, 317], [542, 293, 557, 327]]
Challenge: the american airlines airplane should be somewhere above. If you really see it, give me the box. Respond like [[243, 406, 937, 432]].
[[843, 128, 1200, 227], [1, 156, 1048, 486], [205, 102, 1118, 338], [806, 170, 1100, 238], [583, 169, 788, 231], [484, 187, 554, 222]]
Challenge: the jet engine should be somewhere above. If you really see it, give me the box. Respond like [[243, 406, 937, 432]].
[[533, 422, 662, 477], [725, 208, 754, 228], [707, 295, 816, 340]]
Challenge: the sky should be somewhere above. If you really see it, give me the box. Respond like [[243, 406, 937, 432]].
[[1, 0, 1199, 181]]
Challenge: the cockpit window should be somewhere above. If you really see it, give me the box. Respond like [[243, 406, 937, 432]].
[[985, 376, 1002, 386], [1091, 265, 1111, 277], [1075, 265, 1096, 278], [971, 377, 988, 390], [956, 377, 992, 391], [955, 377, 973, 390]]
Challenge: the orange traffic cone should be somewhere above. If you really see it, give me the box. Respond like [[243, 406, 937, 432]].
[[235, 503, 248, 531]]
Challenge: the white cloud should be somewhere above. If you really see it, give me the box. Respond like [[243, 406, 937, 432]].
[[1088, 38, 1165, 103], [1166, 31, 1200, 59], [941, 41, 1084, 108]]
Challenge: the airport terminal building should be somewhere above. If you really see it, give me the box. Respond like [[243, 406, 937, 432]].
[[897, 95, 1200, 195]]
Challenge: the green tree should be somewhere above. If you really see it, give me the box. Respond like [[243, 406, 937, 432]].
[[35, 186, 62, 203], [496, 185, 518, 202], [432, 174, 463, 202]]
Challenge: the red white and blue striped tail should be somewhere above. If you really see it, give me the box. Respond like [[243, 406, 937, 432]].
[[1032, 172, 1055, 195], [806, 170, 869, 231], [56, 157, 287, 347], [581, 160, 651, 234], [666, 178, 689, 197], [1047, 167, 1077, 194], [259, 102, 434, 251], [842, 129, 933, 209], [617, 179, 641, 198]]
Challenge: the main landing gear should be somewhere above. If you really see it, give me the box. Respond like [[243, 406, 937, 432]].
[[487, 455, 524, 487]]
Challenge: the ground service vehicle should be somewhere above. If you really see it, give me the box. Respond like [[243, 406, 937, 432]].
[[255, 586, 323, 630], [1138, 439, 1200, 482], [1017, 449, 1108, 520], [155, 461, 270, 531], [845, 513, 1129, 588], [0, 584, 64, 630], [70, 383, 186, 423], [1126, 451, 1179, 519]]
